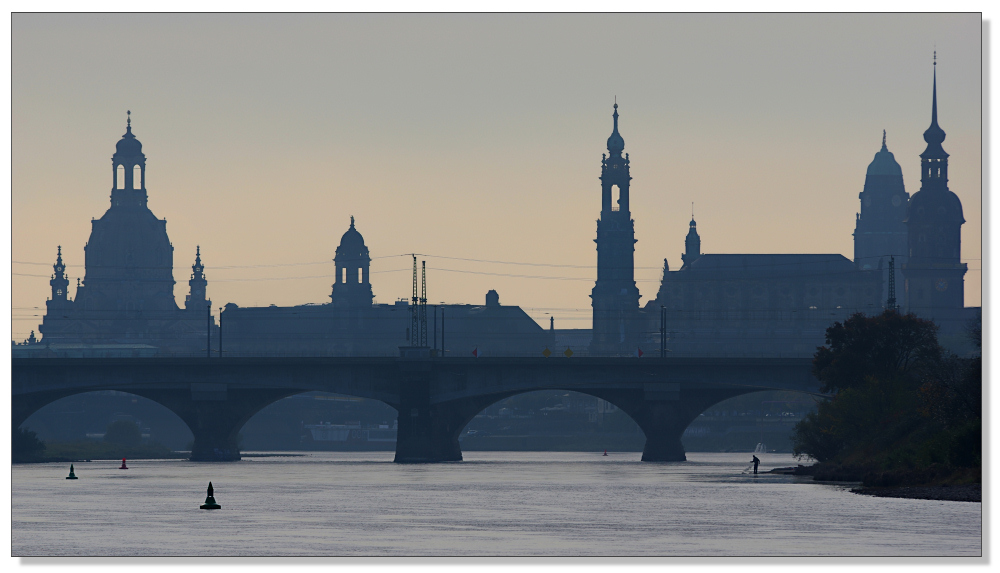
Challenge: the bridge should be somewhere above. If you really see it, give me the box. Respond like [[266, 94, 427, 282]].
[[12, 356, 819, 462]]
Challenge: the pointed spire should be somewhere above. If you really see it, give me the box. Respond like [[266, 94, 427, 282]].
[[606, 100, 625, 155], [192, 246, 204, 278], [921, 52, 947, 158], [53, 245, 65, 277], [882, 129, 887, 150], [931, 52, 938, 127], [350, 215, 355, 229]]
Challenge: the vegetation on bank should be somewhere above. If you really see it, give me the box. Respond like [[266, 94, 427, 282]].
[[792, 310, 981, 488], [13, 419, 186, 463]]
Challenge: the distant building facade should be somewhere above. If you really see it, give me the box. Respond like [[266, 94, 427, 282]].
[[33, 115, 213, 356], [222, 219, 553, 357]]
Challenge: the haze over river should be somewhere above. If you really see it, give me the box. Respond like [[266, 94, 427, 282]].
[[12, 451, 981, 556]]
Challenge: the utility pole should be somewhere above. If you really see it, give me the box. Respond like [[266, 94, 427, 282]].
[[410, 255, 418, 346], [206, 301, 212, 358], [441, 306, 445, 357], [218, 307, 223, 358], [433, 305, 438, 354], [420, 261, 428, 347]]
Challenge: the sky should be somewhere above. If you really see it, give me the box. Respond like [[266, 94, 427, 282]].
[[10, 13, 983, 340]]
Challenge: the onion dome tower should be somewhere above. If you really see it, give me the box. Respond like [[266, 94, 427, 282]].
[[902, 54, 967, 315], [76, 112, 177, 319], [330, 216, 374, 307], [590, 102, 641, 356], [853, 130, 909, 306]]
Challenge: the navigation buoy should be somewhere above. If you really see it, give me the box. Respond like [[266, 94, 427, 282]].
[[200, 481, 221, 510], [603, 450, 608, 456], [119, 457, 128, 470], [66, 464, 78, 479]]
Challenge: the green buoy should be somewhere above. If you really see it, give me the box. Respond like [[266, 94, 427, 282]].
[[66, 464, 78, 479], [200, 481, 221, 510]]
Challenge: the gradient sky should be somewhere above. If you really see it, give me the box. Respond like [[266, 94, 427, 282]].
[[10, 13, 983, 340]]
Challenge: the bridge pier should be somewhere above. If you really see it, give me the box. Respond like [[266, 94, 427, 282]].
[[393, 377, 464, 463], [132, 387, 297, 462], [603, 389, 746, 462]]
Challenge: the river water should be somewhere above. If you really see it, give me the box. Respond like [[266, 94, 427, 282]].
[[11, 451, 981, 557]]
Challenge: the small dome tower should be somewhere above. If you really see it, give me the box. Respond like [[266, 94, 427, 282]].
[[331, 217, 375, 307]]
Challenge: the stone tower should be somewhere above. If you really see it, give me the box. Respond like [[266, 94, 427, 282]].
[[330, 216, 374, 307], [590, 103, 641, 355], [853, 130, 909, 306], [902, 55, 967, 315]]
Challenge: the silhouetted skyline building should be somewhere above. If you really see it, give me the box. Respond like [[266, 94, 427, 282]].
[[221, 218, 553, 356], [590, 103, 642, 356], [902, 55, 968, 318], [36, 114, 213, 355], [853, 130, 910, 306]]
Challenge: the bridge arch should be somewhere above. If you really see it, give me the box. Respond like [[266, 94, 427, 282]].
[[16, 389, 193, 450]]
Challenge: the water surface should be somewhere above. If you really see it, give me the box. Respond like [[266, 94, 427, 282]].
[[12, 451, 981, 556]]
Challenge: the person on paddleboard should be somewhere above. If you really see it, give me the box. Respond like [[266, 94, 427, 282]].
[[751, 455, 760, 474]]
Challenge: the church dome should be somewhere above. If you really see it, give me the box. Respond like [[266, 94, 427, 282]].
[[866, 134, 903, 177], [113, 112, 145, 164], [116, 130, 143, 157], [905, 187, 965, 225], [336, 217, 370, 259]]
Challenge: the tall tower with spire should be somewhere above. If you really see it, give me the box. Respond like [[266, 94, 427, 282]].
[[853, 129, 909, 306], [902, 53, 967, 315], [590, 103, 641, 355]]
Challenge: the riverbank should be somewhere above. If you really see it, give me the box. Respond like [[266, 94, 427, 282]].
[[851, 484, 981, 502], [771, 464, 982, 502], [13, 441, 187, 463]]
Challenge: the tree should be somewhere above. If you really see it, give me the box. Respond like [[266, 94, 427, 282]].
[[12, 427, 46, 461], [104, 419, 143, 447], [812, 311, 941, 394]]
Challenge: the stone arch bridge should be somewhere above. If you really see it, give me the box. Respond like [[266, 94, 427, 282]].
[[12, 356, 819, 462]]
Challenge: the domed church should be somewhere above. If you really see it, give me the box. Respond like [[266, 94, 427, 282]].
[[37, 113, 214, 355]]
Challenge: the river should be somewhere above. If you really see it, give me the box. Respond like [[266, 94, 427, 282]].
[[11, 451, 981, 556]]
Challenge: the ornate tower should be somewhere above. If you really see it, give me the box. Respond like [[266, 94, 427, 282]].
[[590, 103, 641, 355], [185, 246, 210, 311], [331, 216, 375, 307], [112, 110, 147, 208], [48, 246, 70, 305], [853, 130, 909, 306], [77, 112, 177, 317], [902, 54, 967, 315], [681, 216, 701, 269]]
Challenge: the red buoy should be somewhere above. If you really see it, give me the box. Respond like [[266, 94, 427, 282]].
[[119, 457, 128, 470], [603, 450, 608, 456]]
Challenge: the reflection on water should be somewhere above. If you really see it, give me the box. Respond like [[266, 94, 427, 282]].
[[12, 451, 981, 556]]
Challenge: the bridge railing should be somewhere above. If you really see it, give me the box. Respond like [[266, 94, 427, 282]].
[[11, 348, 817, 359]]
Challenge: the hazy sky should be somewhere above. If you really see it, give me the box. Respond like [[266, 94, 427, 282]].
[[10, 13, 983, 340]]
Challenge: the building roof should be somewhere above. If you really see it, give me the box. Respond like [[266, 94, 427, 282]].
[[679, 253, 858, 279]]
